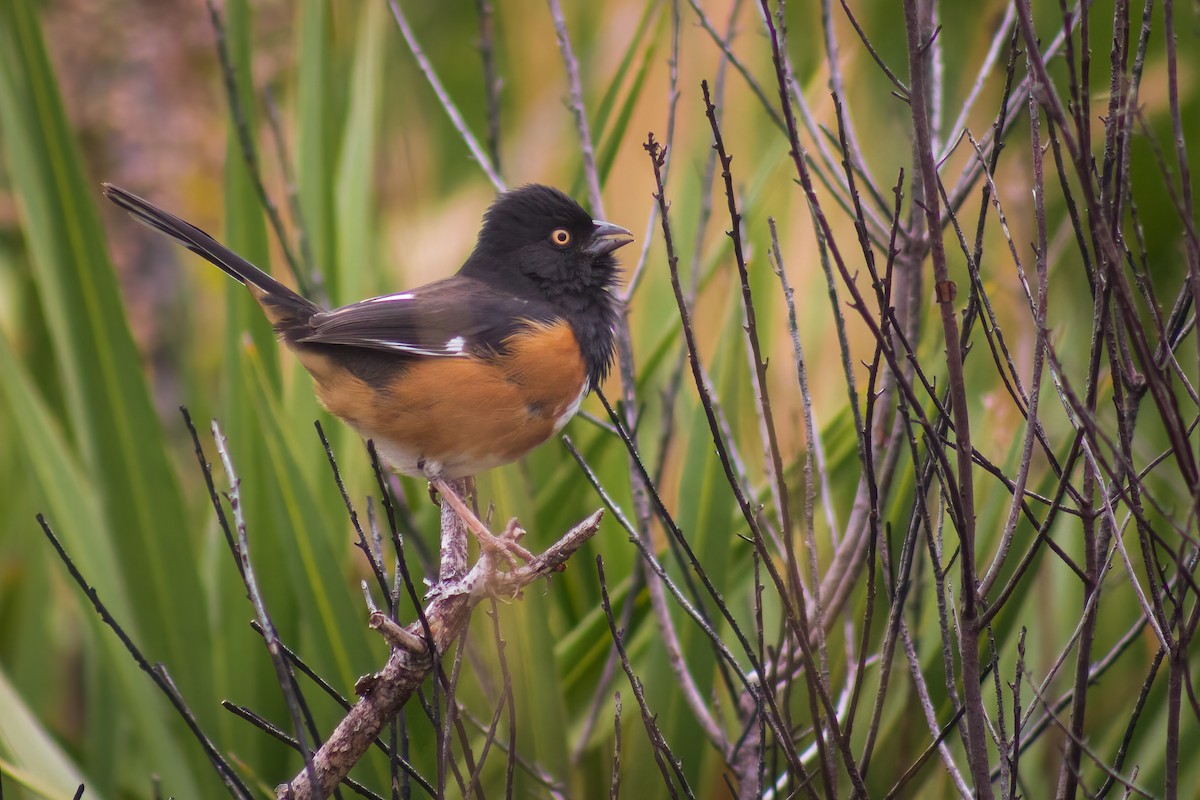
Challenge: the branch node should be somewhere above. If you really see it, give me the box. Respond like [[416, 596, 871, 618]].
[[369, 611, 430, 657]]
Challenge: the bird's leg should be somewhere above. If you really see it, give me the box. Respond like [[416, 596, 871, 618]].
[[430, 477, 534, 568]]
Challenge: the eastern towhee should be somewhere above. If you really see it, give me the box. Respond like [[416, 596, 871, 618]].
[[103, 183, 632, 559]]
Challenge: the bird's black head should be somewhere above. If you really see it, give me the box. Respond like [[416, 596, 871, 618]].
[[462, 184, 632, 388], [463, 184, 632, 299]]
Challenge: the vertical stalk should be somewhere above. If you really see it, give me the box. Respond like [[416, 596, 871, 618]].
[[900, 1, 990, 796]]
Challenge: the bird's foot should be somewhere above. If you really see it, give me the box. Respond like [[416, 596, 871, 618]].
[[470, 516, 535, 572], [490, 518, 532, 572], [431, 478, 534, 570], [425, 517, 530, 601]]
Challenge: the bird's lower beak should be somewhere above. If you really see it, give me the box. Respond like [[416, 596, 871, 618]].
[[585, 220, 634, 256]]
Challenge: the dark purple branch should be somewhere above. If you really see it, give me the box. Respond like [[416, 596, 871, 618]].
[[38, 515, 254, 800], [900, 1, 990, 794]]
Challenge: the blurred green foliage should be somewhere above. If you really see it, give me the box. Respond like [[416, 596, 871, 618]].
[[1, 0, 1198, 798]]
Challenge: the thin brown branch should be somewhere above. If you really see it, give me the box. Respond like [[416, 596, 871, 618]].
[[597, 557, 693, 800], [202, 0, 312, 298], [385, 0, 505, 193], [474, 0, 502, 177], [546, 0, 603, 216], [646, 130, 824, 797], [901, 2, 989, 795]]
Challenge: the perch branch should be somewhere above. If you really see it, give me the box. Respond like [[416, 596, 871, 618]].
[[276, 509, 604, 799]]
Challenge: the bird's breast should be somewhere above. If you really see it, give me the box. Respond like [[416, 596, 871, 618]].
[[299, 319, 589, 478]]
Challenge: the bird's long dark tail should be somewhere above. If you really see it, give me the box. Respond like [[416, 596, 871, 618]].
[[102, 183, 320, 327]]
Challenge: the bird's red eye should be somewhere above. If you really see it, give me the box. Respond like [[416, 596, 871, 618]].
[[550, 228, 571, 246]]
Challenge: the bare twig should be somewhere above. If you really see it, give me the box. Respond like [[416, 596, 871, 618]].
[[546, 0, 603, 216], [211, 421, 321, 793], [38, 515, 254, 800], [474, 0, 503, 177], [900, 2, 989, 794], [597, 557, 694, 800], [611, 692, 623, 799], [203, 0, 311, 297], [701, 79, 802, 618], [385, 0, 505, 192], [650, 127, 854, 795]]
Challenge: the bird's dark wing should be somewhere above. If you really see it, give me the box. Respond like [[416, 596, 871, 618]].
[[298, 276, 556, 358]]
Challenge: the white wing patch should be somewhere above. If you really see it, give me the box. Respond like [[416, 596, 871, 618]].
[[356, 338, 472, 357], [311, 293, 474, 356], [321, 292, 415, 318], [362, 292, 414, 304]]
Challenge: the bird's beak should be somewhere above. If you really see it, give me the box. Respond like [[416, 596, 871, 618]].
[[584, 219, 634, 256]]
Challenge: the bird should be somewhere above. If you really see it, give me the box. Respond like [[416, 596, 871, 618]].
[[103, 182, 633, 561]]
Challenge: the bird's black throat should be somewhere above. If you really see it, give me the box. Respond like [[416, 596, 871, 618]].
[[553, 282, 621, 391]]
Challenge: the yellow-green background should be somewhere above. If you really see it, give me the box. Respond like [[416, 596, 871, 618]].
[[1, 0, 1197, 797]]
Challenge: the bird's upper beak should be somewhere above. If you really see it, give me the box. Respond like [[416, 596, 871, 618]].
[[584, 219, 634, 257]]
